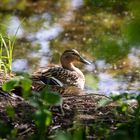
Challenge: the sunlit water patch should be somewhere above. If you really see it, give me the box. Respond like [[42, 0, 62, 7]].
[[7, 16, 24, 38], [12, 59, 29, 72]]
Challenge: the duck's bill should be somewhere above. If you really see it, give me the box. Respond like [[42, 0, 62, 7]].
[[80, 56, 91, 65]]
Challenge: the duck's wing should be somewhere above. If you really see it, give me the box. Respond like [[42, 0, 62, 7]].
[[32, 66, 64, 88], [32, 66, 83, 93], [41, 67, 79, 87], [32, 66, 79, 89], [32, 64, 59, 79]]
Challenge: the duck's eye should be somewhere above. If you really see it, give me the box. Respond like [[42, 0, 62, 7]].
[[72, 52, 76, 55]]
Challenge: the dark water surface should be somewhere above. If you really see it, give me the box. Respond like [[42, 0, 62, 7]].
[[0, 0, 140, 94]]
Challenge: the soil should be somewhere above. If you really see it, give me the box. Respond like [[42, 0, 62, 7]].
[[0, 88, 136, 139], [0, 71, 137, 139]]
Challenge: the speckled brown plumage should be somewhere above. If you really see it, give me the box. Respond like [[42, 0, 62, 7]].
[[32, 49, 91, 94]]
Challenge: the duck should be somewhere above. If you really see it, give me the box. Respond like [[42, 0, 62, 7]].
[[32, 49, 91, 94]]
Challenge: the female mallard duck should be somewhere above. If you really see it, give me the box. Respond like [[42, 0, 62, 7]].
[[32, 49, 91, 94]]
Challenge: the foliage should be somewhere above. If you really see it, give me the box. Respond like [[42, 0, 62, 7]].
[[1, 75, 140, 140], [1, 76, 62, 139], [106, 93, 140, 140], [2, 75, 31, 98], [122, 17, 140, 46], [0, 32, 17, 73], [122, 1, 140, 46], [0, 34, 13, 73], [84, 0, 130, 15], [30, 88, 61, 139], [93, 36, 129, 63]]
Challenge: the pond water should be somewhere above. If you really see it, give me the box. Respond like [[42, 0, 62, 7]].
[[0, 0, 140, 94]]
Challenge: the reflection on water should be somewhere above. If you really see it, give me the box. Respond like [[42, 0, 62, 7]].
[[33, 24, 63, 41], [99, 73, 119, 93], [0, 0, 140, 94], [7, 16, 24, 38], [71, 0, 83, 9], [128, 48, 140, 68], [98, 72, 140, 95], [27, 24, 63, 67], [12, 59, 28, 72]]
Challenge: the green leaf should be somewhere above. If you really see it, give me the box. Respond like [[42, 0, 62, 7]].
[[35, 109, 52, 128], [21, 78, 32, 91], [121, 104, 128, 112], [98, 98, 111, 107], [44, 110, 52, 126], [2, 79, 19, 92], [41, 89, 61, 105], [21, 77, 32, 98], [55, 131, 71, 140]]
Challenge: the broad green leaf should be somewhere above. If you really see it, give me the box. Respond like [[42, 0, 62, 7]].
[[44, 110, 52, 126], [21, 77, 32, 98], [41, 88, 61, 105], [21, 78, 32, 91], [2, 79, 19, 92], [98, 98, 111, 107]]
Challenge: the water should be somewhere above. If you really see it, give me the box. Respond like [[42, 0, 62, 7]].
[[0, 0, 140, 94]]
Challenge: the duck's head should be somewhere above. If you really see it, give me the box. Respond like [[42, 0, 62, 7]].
[[60, 49, 91, 69]]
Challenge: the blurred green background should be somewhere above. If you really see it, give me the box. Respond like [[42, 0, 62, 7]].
[[0, 0, 140, 94]]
